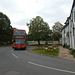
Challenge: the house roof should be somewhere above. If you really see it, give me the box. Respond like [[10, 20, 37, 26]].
[[62, 0, 75, 30], [70, 0, 75, 17], [71, 0, 75, 10], [62, 17, 70, 30]]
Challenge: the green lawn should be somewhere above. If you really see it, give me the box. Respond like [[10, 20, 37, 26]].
[[32, 48, 59, 56]]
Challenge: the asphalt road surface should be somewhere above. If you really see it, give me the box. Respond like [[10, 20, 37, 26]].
[[0, 46, 75, 75]]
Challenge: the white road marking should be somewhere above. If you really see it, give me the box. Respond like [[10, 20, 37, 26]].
[[11, 49, 13, 52], [28, 61, 75, 74], [12, 53, 19, 59]]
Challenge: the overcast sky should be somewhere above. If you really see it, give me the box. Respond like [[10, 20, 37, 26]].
[[0, 0, 73, 33]]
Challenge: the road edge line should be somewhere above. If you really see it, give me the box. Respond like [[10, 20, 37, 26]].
[[12, 53, 19, 59], [28, 61, 75, 74]]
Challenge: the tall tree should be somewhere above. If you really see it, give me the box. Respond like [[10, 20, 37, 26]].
[[0, 12, 13, 44], [52, 21, 63, 43], [27, 16, 51, 45], [52, 21, 63, 33]]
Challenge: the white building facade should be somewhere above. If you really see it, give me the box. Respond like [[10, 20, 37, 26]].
[[62, 0, 75, 49]]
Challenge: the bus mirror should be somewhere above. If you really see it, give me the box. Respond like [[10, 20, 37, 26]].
[[12, 40, 13, 42]]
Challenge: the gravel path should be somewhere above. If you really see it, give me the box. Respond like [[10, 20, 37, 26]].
[[59, 46, 75, 60]]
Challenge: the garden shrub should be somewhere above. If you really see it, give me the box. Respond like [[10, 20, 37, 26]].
[[70, 49, 75, 57]]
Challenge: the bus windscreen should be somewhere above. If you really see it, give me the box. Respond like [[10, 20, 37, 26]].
[[13, 39, 25, 44]]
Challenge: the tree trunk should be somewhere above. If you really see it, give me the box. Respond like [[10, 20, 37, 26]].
[[58, 40, 60, 44], [38, 40, 40, 45]]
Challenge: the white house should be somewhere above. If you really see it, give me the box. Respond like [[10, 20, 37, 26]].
[[62, 0, 75, 49]]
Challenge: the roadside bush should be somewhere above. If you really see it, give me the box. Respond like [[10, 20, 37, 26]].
[[66, 45, 70, 49], [73, 54, 75, 58], [70, 49, 75, 58]]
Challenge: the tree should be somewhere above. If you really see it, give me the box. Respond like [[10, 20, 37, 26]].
[[52, 21, 63, 44], [0, 12, 13, 44], [27, 16, 51, 45], [52, 21, 63, 33]]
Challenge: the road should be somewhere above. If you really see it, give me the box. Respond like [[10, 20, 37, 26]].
[[0, 46, 75, 75]]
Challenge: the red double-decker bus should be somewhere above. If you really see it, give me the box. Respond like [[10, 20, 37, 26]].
[[12, 29, 26, 50]]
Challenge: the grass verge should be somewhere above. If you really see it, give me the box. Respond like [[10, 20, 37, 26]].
[[32, 48, 59, 56]]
